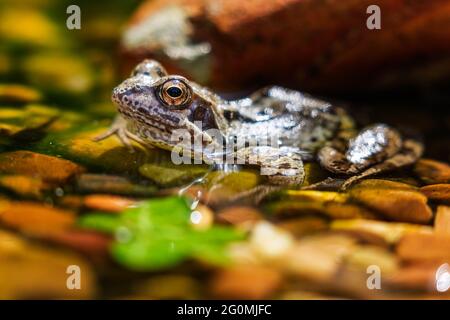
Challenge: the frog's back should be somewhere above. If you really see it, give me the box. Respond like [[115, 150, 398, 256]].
[[224, 86, 341, 154]]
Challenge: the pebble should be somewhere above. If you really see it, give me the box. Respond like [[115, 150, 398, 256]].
[[434, 206, 450, 236], [250, 222, 294, 260], [396, 233, 450, 263], [0, 201, 75, 236], [414, 159, 450, 184], [331, 219, 433, 244], [216, 206, 263, 226], [349, 179, 432, 224], [420, 184, 450, 203], [209, 264, 282, 299], [84, 194, 137, 212], [0, 151, 84, 184]]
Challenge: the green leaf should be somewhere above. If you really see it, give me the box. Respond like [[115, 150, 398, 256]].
[[77, 213, 121, 233], [78, 196, 245, 271], [112, 238, 190, 271]]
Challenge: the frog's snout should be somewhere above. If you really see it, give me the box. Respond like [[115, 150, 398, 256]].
[[112, 81, 135, 108], [111, 84, 125, 106], [111, 85, 120, 105]]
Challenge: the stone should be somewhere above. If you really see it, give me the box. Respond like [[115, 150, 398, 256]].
[[349, 179, 432, 224], [421, 184, 450, 203], [396, 233, 450, 263], [434, 206, 450, 236], [0, 151, 84, 184], [83, 194, 137, 212], [415, 159, 450, 184], [209, 264, 282, 299], [216, 206, 263, 226], [0, 201, 75, 236], [0, 230, 96, 299], [122, 0, 450, 93], [331, 219, 433, 244]]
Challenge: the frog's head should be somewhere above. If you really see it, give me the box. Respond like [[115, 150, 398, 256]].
[[112, 59, 225, 151]]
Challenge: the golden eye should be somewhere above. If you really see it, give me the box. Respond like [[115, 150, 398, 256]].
[[159, 79, 191, 106]]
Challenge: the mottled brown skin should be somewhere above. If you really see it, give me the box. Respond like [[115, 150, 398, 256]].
[[96, 59, 423, 188]]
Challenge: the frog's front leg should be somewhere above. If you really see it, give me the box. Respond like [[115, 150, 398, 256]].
[[235, 146, 305, 186], [318, 124, 423, 189], [93, 115, 149, 152]]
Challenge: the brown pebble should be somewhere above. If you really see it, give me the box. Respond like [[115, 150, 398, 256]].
[[216, 206, 262, 226], [345, 246, 398, 274], [350, 180, 432, 224], [385, 263, 437, 291], [0, 201, 75, 236], [130, 275, 202, 299], [352, 179, 417, 190], [331, 219, 433, 244], [84, 194, 137, 212], [420, 184, 450, 203], [76, 173, 156, 196], [283, 235, 357, 282], [397, 233, 450, 263], [0, 230, 96, 299], [323, 202, 376, 219], [0, 151, 84, 184], [47, 229, 111, 262], [330, 229, 389, 247], [276, 217, 328, 238], [0, 175, 49, 198], [414, 159, 450, 184], [209, 264, 282, 299], [434, 206, 450, 236], [58, 195, 85, 209]]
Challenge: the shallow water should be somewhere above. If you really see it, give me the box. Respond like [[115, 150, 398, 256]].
[[0, 0, 449, 300]]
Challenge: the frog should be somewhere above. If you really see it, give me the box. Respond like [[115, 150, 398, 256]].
[[95, 59, 423, 189]]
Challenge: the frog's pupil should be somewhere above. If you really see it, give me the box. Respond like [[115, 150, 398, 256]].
[[167, 86, 182, 98]]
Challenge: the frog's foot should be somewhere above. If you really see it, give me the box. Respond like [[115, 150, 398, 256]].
[[93, 116, 148, 153], [318, 124, 423, 189], [235, 146, 305, 186]]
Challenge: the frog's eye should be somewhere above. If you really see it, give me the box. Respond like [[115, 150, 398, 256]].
[[159, 79, 192, 107]]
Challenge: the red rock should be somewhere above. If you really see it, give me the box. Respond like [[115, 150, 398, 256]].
[[122, 0, 450, 93]]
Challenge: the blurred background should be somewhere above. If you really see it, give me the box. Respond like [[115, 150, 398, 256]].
[[0, 0, 449, 300]]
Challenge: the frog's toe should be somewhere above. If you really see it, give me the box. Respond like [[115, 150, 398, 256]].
[[92, 129, 115, 142], [93, 126, 136, 152]]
